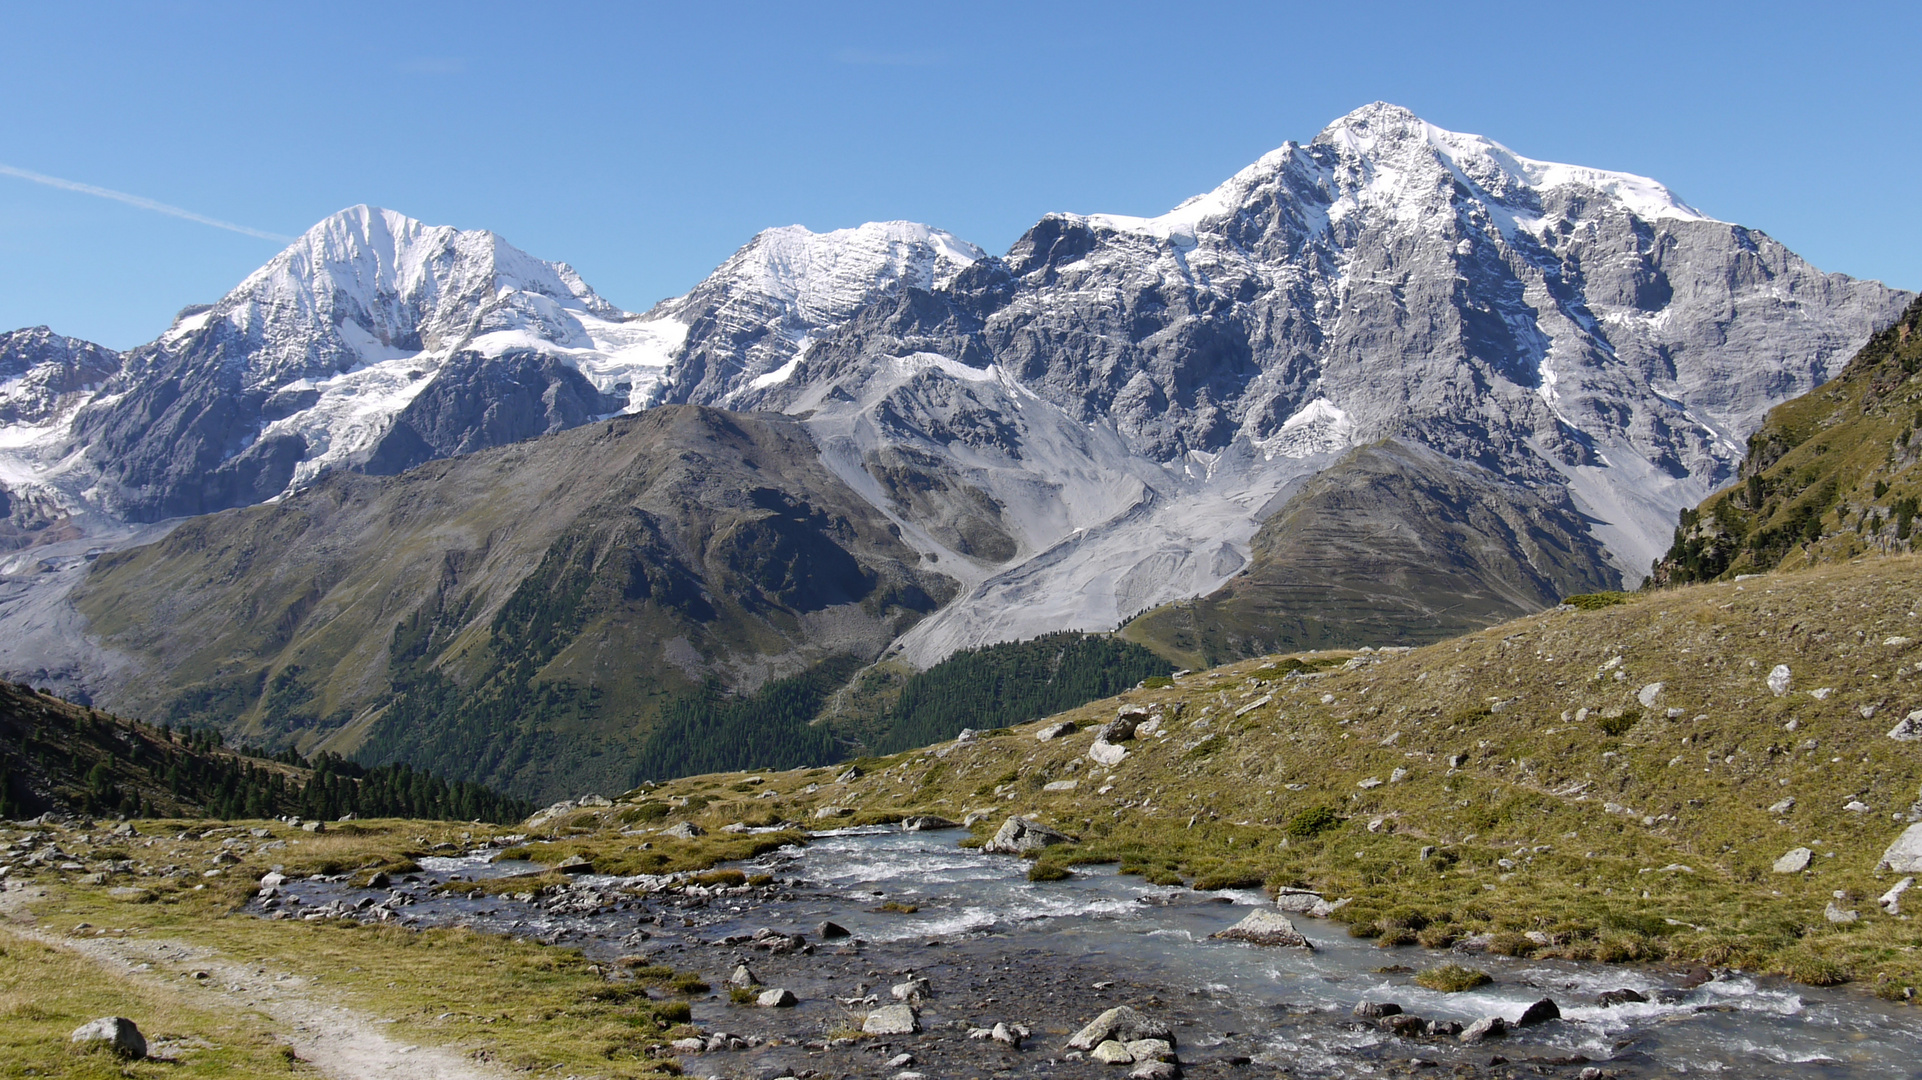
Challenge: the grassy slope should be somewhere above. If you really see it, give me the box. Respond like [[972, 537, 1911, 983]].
[[1655, 296, 1922, 583], [620, 553, 1922, 992]]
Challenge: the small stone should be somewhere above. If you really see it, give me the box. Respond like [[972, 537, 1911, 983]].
[[1767, 665, 1792, 696], [1130, 1061, 1179, 1080], [886, 1053, 916, 1069], [670, 1036, 705, 1053], [1037, 722, 1079, 741], [1637, 682, 1665, 707], [992, 1022, 1023, 1047], [1423, 1019, 1462, 1038], [1825, 901, 1860, 924], [1597, 989, 1648, 1007], [757, 988, 797, 1008], [891, 976, 931, 1002], [1089, 740, 1129, 766], [1879, 876, 1914, 915], [1773, 847, 1813, 874], [862, 1003, 919, 1035], [810, 806, 853, 821], [1382, 1014, 1426, 1037], [1459, 1016, 1506, 1043], [1767, 798, 1795, 815], [1272, 888, 1323, 913], [728, 963, 759, 988], [1357, 777, 1383, 789], [1212, 910, 1314, 948], [818, 920, 850, 939], [300, 821, 325, 833], [1447, 754, 1467, 768], [1043, 780, 1079, 792], [259, 871, 287, 888], [69, 1017, 146, 1059], [1353, 1000, 1403, 1018], [901, 815, 958, 831], [1514, 998, 1560, 1027], [1091, 1040, 1135, 1064], [1124, 1037, 1174, 1061], [661, 821, 705, 838], [1388, 768, 1408, 783]]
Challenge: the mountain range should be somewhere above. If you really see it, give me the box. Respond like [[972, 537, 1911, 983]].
[[0, 103, 1911, 797]]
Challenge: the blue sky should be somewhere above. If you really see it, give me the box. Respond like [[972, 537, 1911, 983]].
[[3, 1, 1917, 349]]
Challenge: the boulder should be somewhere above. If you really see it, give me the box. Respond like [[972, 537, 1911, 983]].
[[892, 976, 931, 1002], [1091, 1040, 1135, 1064], [1352, 1000, 1402, 1018], [811, 806, 853, 821], [1381, 1014, 1427, 1037], [553, 855, 593, 874], [577, 794, 612, 807], [982, 816, 1078, 855], [757, 988, 797, 1008], [1124, 1038, 1174, 1061], [1825, 901, 1860, 924], [901, 815, 958, 832], [1068, 1005, 1174, 1050], [1597, 989, 1648, 1007], [728, 963, 759, 988], [992, 1022, 1024, 1047], [1103, 707, 1149, 742], [1878, 823, 1922, 873], [670, 1036, 705, 1053], [1459, 1016, 1507, 1044], [1888, 710, 1922, 742], [862, 1003, 919, 1035], [69, 1017, 146, 1059], [1515, 998, 1560, 1027], [1423, 1019, 1463, 1038], [1880, 876, 1913, 915], [1037, 722, 1079, 741], [259, 871, 287, 888], [1767, 664, 1792, 696], [1043, 780, 1079, 793], [1130, 1062, 1179, 1080], [661, 821, 705, 839], [1272, 888, 1323, 914], [1773, 847, 1813, 874], [1089, 740, 1129, 766], [1211, 910, 1313, 948], [818, 920, 850, 939]]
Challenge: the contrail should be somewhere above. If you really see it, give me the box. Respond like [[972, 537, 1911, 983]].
[[0, 163, 293, 242]]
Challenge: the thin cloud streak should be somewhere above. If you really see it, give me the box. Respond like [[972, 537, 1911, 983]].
[[0, 163, 293, 242]]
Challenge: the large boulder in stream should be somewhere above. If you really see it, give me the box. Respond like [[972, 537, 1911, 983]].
[[1211, 910, 1314, 948], [982, 816, 1077, 855]]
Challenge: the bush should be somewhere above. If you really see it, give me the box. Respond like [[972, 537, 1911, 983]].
[[1563, 592, 1631, 610], [1027, 862, 1071, 882], [1285, 806, 1343, 838], [653, 1000, 692, 1024], [1415, 964, 1492, 992]]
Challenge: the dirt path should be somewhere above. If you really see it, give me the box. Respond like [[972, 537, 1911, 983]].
[[0, 882, 505, 1080]]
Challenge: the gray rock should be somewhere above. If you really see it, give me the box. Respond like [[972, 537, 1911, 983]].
[[728, 963, 760, 988], [1597, 989, 1648, 1007], [901, 815, 958, 831], [1773, 847, 1813, 873], [982, 816, 1078, 855], [552, 855, 593, 874], [1888, 711, 1922, 741], [1767, 665, 1792, 696], [1100, 708, 1148, 743], [1036, 722, 1079, 741], [1459, 1016, 1507, 1044], [1767, 798, 1795, 815], [885, 1053, 916, 1069], [1212, 910, 1314, 948], [1381, 1014, 1427, 1037], [1353, 1000, 1402, 1018], [862, 1003, 919, 1035], [818, 920, 850, 939], [1879, 824, 1922, 872], [1089, 740, 1129, 766], [892, 976, 931, 1002], [577, 794, 612, 807], [1423, 1019, 1463, 1038], [1124, 1037, 1175, 1061], [1067, 1005, 1175, 1050], [757, 988, 797, 1008], [1514, 998, 1560, 1026], [1091, 1040, 1135, 1064], [992, 1022, 1024, 1047], [1273, 888, 1323, 913], [661, 821, 704, 839], [1825, 901, 1860, 924], [811, 806, 854, 821], [69, 1016, 146, 1059], [1880, 876, 1913, 915], [1129, 1060, 1180, 1080]]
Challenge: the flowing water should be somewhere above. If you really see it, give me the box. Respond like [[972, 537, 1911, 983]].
[[264, 827, 1922, 1078]]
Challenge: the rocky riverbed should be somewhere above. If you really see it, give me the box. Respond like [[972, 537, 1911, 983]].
[[253, 825, 1922, 1079]]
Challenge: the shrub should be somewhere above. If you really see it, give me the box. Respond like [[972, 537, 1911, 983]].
[[1563, 592, 1631, 610], [1415, 964, 1492, 992], [1027, 862, 1071, 882], [670, 972, 710, 995], [654, 1000, 692, 1024], [1285, 806, 1342, 838]]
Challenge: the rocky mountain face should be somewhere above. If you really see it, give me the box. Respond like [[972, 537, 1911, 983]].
[[0, 326, 120, 426], [700, 103, 1909, 661], [70, 406, 953, 800]]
